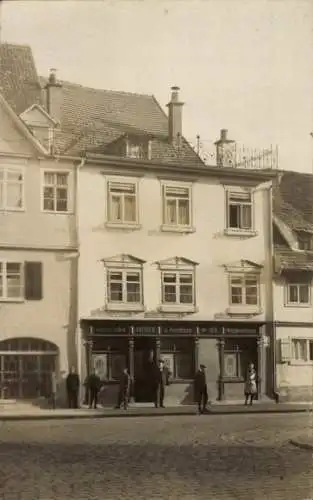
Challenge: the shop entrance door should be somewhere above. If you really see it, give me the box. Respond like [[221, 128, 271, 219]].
[[134, 338, 156, 402]]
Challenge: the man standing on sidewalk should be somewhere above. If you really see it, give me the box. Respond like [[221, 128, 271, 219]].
[[154, 359, 170, 408], [66, 366, 80, 409], [86, 370, 101, 409], [194, 364, 209, 414]]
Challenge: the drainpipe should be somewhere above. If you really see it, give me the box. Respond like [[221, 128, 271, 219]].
[[74, 154, 86, 401], [266, 180, 276, 399]]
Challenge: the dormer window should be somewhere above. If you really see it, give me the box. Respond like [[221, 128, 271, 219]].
[[126, 138, 151, 160], [298, 232, 313, 251]]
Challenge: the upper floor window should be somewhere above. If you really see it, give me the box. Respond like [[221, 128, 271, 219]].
[[0, 262, 23, 299], [298, 232, 313, 251], [103, 254, 145, 311], [286, 282, 310, 306], [162, 271, 194, 305], [226, 189, 253, 231], [162, 184, 192, 229], [107, 181, 138, 225], [0, 166, 24, 211], [43, 171, 68, 212], [158, 256, 198, 312], [0, 261, 42, 302], [230, 274, 259, 306], [107, 269, 142, 305]]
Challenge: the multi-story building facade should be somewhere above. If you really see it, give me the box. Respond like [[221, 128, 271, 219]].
[[0, 44, 78, 402], [273, 171, 313, 401], [1, 42, 280, 405]]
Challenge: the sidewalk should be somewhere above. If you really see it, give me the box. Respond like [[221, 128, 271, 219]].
[[0, 401, 312, 421]]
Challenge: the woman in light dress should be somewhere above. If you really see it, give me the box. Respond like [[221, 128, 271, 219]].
[[244, 362, 257, 406]]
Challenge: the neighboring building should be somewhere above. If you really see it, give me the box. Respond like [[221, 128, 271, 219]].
[[273, 171, 313, 401], [0, 44, 78, 402], [0, 42, 279, 405]]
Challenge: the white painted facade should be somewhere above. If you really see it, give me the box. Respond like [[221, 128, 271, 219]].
[[77, 161, 275, 373]]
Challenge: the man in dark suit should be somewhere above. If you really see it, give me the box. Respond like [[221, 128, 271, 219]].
[[86, 370, 101, 409], [66, 366, 80, 409], [194, 364, 209, 414], [154, 359, 170, 408], [116, 368, 131, 410]]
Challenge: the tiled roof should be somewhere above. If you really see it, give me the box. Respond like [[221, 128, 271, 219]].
[[274, 244, 313, 271], [0, 43, 202, 165], [273, 170, 313, 231], [0, 43, 43, 114]]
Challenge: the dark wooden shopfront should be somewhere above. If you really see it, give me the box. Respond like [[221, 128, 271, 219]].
[[80, 320, 268, 403]]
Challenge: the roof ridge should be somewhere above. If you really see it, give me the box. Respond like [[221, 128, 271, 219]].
[[0, 42, 32, 50], [39, 75, 154, 99]]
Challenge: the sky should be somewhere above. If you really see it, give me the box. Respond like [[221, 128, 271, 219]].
[[1, 0, 313, 172]]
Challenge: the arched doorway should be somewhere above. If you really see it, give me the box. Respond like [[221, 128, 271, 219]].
[[0, 338, 59, 400]]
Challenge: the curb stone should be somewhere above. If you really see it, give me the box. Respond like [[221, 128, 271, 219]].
[[0, 405, 311, 422]]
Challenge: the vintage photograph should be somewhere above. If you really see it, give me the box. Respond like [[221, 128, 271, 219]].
[[0, 0, 312, 498]]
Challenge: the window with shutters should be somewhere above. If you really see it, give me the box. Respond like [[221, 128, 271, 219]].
[[42, 171, 69, 212], [161, 182, 193, 231], [291, 339, 313, 364], [0, 166, 24, 211], [226, 188, 254, 233], [0, 262, 23, 300], [107, 180, 138, 226]]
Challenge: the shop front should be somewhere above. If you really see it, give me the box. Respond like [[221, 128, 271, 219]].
[[80, 319, 268, 405]]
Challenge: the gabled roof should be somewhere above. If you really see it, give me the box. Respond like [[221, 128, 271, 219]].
[[0, 43, 202, 165], [273, 170, 313, 231]]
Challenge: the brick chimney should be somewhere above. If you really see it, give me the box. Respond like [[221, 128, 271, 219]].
[[45, 68, 63, 124], [166, 86, 184, 144]]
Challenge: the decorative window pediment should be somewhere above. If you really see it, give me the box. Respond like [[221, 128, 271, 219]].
[[156, 256, 199, 270], [224, 259, 262, 273], [102, 253, 145, 268]]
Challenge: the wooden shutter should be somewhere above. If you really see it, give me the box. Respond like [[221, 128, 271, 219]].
[[24, 262, 43, 300]]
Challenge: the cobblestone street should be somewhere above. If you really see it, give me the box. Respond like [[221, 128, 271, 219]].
[[0, 413, 312, 500]]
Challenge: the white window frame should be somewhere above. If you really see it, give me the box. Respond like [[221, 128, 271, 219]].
[[225, 187, 255, 235], [0, 261, 24, 302], [227, 272, 261, 315], [106, 267, 143, 311], [291, 338, 313, 364], [161, 270, 194, 305], [285, 282, 311, 307], [42, 170, 70, 213], [107, 179, 139, 228], [0, 166, 25, 211], [161, 181, 194, 232]]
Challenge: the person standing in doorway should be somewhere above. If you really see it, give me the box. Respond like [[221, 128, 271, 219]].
[[154, 359, 170, 408], [86, 370, 101, 409], [115, 368, 131, 410], [194, 364, 209, 414], [66, 366, 80, 409], [51, 371, 57, 409], [244, 362, 257, 406]]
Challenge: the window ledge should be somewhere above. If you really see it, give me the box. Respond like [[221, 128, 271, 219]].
[[289, 360, 313, 366], [0, 298, 24, 303], [106, 303, 145, 312], [226, 306, 262, 316], [105, 222, 141, 230], [0, 208, 25, 213], [42, 210, 73, 215], [284, 303, 311, 308], [160, 224, 196, 234], [224, 228, 258, 238], [158, 304, 198, 314]]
